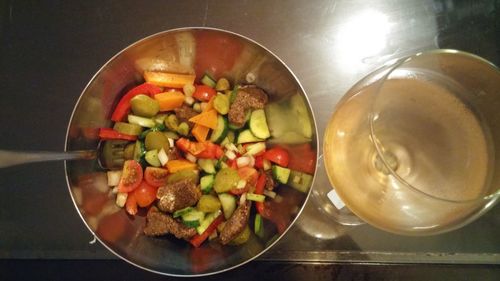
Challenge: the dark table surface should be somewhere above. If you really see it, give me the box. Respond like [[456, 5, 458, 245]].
[[1, 0, 499, 279]]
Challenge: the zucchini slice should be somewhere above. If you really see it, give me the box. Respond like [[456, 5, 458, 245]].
[[210, 115, 229, 143], [249, 109, 271, 139], [237, 129, 264, 144]]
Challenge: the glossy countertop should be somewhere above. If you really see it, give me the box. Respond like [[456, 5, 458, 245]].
[[0, 0, 499, 278]]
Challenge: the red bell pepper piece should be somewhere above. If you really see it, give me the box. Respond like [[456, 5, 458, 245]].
[[176, 138, 223, 159], [189, 213, 225, 247], [110, 83, 162, 122], [98, 128, 137, 141], [226, 158, 238, 170], [254, 155, 264, 169], [255, 173, 266, 215]]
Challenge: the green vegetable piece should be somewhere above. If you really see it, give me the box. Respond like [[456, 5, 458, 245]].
[[254, 214, 264, 238], [123, 143, 135, 160], [128, 114, 155, 128], [164, 114, 179, 131], [200, 174, 215, 194], [246, 193, 266, 202], [177, 122, 190, 136], [249, 109, 271, 139], [144, 131, 170, 151], [130, 94, 160, 117], [215, 78, 230, 91], [167, 169, 199, 184], [287, 170, 313, 193], [272, 165, 291, 184], [197, 194, 222, 213], [113, 122, 143, 136], [229, 225, 251, 245], [163, 130, 179, 140], [218, 193, 236, 219], [213, 93, 230, 115], [237, 129, 264, 144], [197, 210, 221, 235], [173, 206, 194, 218], [133, 140, 145, 162], [214, 168, 240, 193], [201, 73, 216, 88], [145, 150, 161, 167], [210, 115, 229, 143], [198, 159, 216, 174]]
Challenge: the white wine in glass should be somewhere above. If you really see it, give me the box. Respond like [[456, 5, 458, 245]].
[[324, 50, 500, 235]]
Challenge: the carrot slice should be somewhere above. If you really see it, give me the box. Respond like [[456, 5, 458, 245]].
[[191, 124, 210, 142], [189, 109, 218, 129], [154, 91, 185, 111], [144, 71, 196, 88], [166, 159, 197, 173]]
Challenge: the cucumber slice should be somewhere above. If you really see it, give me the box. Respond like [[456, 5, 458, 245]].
[[229, 85, 239, 104], [133, 140, 146, 162], [272, 165, 291, 184], [173, 206, 194, 218], [200, 174, 215, 194], [201, 73, 216, 88], [209, 115, 229, 143], [127, 114, 155, 128], [145, 149, 161, 167], [218, 193, 237, 219], [237, 129, 264, 144], [290, 94, 313, 138], [197, 210, 222, 234], [249, 109, 271, 139], [182, 209, 205, 229], [287, 170, 313, 193]]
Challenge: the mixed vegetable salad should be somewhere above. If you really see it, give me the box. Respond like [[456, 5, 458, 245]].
[[99, 71, 315, 247]]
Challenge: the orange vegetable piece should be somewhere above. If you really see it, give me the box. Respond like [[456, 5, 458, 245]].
[[189, 109, 218, 129], [154, 91, 185, 111], [192, 124, 210, 142], [204, 97, 215, 112], [166, 159, 198, 173], [143, 71, 196, 88]]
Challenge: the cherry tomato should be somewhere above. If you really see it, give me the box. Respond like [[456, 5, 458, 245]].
[[144, 167, 169, 187], [133, 181, 158, 208], [192, 85, 217, 102], [125, 192, 138, 216], [237, 167, 258, 185], [264, 147, 290, 167], [117, 160, 143, 193]]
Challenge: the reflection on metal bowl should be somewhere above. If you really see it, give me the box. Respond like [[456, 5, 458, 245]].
[[64, 27, 318, 276]]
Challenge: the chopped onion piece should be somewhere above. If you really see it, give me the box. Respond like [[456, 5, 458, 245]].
[[115, 192, 128, 208], [186, 153, 197, 163], [248, 155, 255, 168], [184, 96, 195, 105], [263, 189, 276, 199], [236, 179, 247, 189], [263, 159, 272, 171], [225, 150, 236, 160], [244, 142, 266, 156], [225, 143, 238, 152], [106, 171, 122, 186], [167, 138, 175, 148], [239, 193, 247, 205], [158, 148, 169, 166], [236, 156, 250, 168], [111, 186, 119, 194]]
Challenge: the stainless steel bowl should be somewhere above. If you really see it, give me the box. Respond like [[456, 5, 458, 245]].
[[65, 27, 317, 276]]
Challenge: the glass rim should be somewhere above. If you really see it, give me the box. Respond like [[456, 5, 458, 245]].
[[370, 49, 500, 203]]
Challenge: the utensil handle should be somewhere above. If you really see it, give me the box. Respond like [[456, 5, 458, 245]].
[[0, 150, 96, 168]]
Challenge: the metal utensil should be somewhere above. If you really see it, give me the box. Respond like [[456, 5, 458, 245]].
[[0, 150, 96, 168]]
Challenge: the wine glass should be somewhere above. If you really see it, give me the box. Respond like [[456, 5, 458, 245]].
[[323, 50, 500, 235]]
